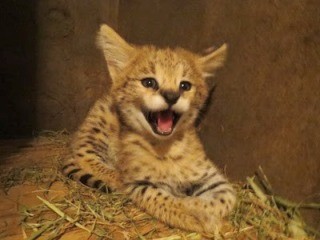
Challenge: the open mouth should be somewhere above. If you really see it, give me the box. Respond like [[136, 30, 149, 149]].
[[143, 109, 181, 136]]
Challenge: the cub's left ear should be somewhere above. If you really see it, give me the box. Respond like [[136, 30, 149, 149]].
[[198, 44, 228, 78]]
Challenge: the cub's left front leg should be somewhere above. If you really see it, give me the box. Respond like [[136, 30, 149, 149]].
[[116, 144, 211, 233], [182, 164, 237, 233], [122, 179, 214, 234], [117, 153, 234, 234]]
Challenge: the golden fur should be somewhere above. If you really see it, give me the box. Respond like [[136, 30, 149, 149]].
[[63, 24, 235, 234]]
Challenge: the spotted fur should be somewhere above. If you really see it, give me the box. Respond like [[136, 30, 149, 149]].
[[63, 24, 236, 234]]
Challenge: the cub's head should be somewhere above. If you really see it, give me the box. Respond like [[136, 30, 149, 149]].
[[97, 24, 227, 139]]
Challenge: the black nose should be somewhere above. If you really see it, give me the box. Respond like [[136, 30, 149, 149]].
[[161, 91, 180, 105]]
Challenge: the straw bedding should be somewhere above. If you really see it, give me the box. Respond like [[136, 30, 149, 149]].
[[0, 132, 318, 240]]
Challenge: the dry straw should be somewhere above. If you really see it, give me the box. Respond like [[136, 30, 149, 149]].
[[0, 132, 318, 239]]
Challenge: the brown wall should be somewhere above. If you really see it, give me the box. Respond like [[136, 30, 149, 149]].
[[1, 0, 319, 228], [35, 0, 119, 132]]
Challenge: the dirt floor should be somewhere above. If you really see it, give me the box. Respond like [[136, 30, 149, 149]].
[[0, 135, 318, 240], [0, 137, 208, 239]]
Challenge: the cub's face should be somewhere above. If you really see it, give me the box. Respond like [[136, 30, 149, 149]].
[[114, 47, 208, 138], [97, 24, 227, 139]]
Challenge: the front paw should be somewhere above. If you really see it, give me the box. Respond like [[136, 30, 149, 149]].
[[193, 211, 220, 235], [181, 200, 221, 234]]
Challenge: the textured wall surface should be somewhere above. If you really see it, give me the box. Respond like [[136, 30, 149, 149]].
[[35, 0, 119, 131], [1, 0, 319, 227], [119, 0, 320, 227]]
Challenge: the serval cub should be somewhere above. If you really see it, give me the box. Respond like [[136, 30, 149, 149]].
[[63, 24, 236, 234]]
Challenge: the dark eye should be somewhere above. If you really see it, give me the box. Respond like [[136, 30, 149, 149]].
[[141, 78, 158, 90], [179, 81, 192, 91]]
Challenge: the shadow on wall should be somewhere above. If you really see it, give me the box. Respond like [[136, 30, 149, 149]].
[[0, 0, 37, 138]]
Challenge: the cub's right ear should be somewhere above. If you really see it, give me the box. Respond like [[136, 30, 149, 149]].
[[96, 24, 134, 80]]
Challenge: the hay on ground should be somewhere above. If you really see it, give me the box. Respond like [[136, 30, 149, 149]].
[[0, 133, 318, 240]]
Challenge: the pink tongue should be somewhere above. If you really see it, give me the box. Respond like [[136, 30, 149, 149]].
[[157, 111, 173, 133]]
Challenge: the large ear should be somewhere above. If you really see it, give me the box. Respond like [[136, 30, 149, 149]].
[[198, 44, 228, 78], [96, 24, 134, 80]]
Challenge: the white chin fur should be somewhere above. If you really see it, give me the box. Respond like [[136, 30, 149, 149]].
[[138, 95, 190, 139], [144, 95, 190, 114], [143, 95, 167, 111], [132, 109, 153, 133], [172, 97, 190, 113]]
